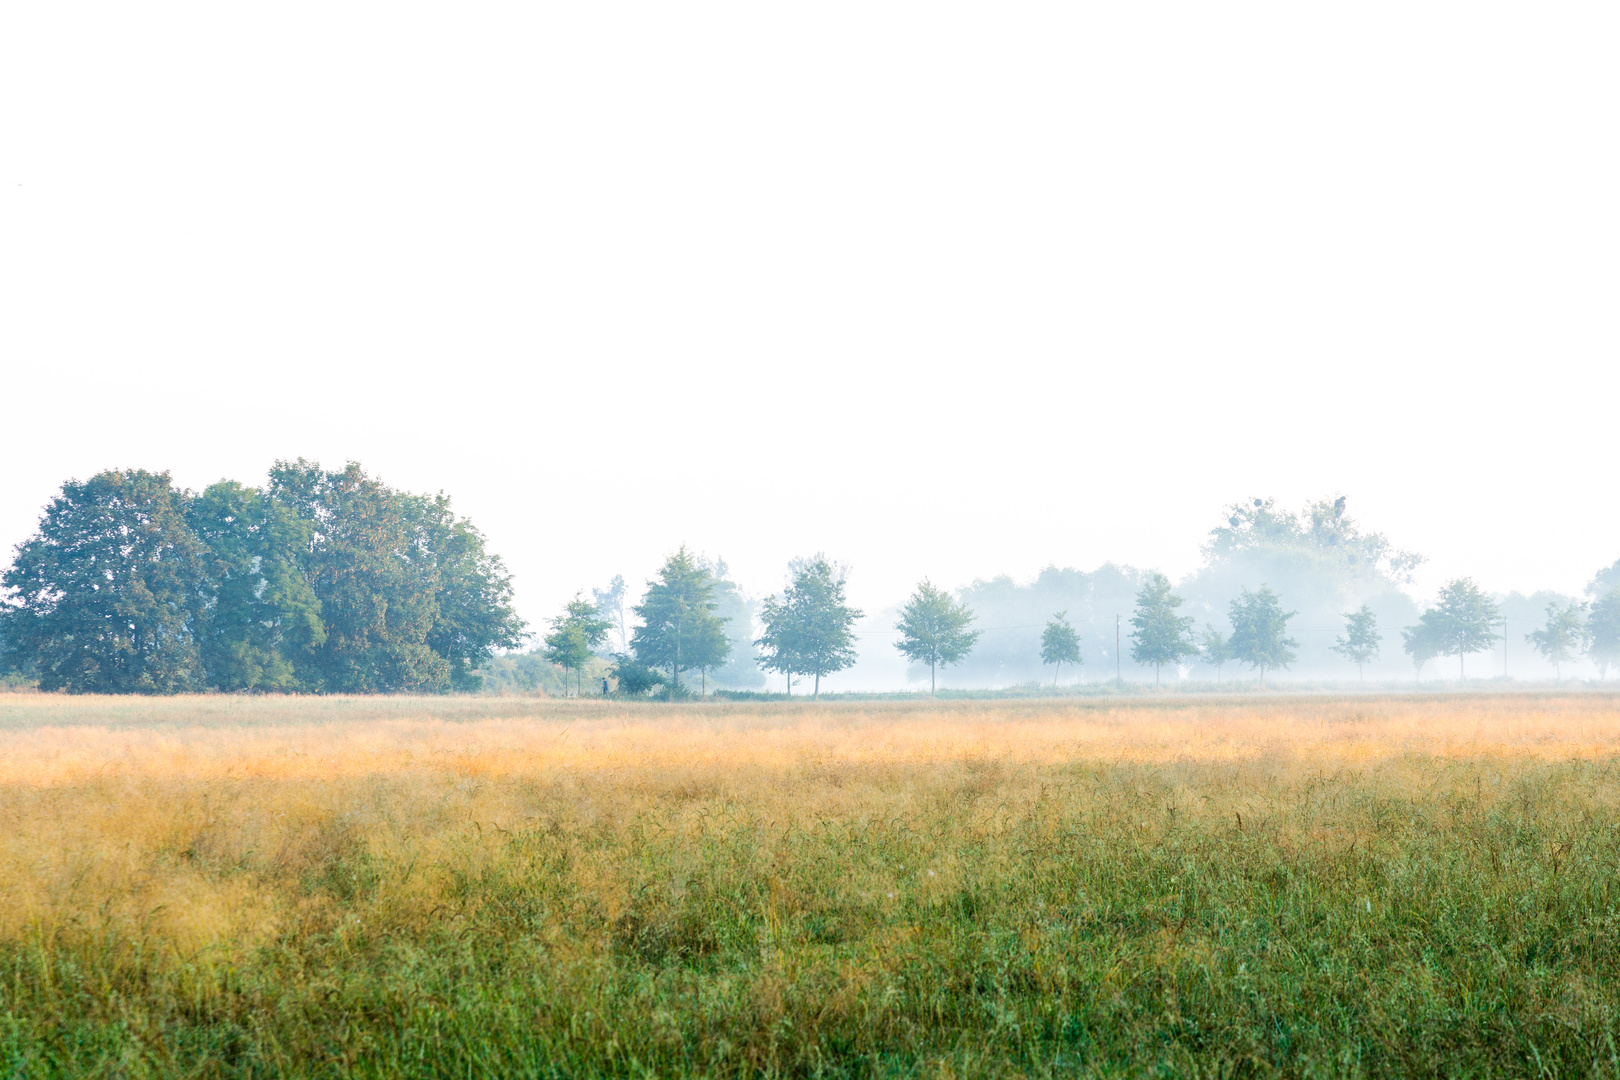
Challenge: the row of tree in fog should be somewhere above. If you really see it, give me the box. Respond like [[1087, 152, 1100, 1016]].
[[5, 468, 1617, 694], [543, 495, 1620, 696], [555, 551, 1620, 699]]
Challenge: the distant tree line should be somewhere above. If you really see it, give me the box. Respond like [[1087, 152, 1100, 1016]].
[[10, 474, 1620, 696], [547, 526, 1620, 698], [0, 463, 525, 693]]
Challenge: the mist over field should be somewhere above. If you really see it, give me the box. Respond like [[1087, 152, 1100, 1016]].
[[570, 494, 1620, 694], [6, 3, 1620, 1074]]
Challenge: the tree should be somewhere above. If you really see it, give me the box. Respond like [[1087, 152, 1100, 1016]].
[[1227, 585, 1298, 687], [630, 546, 729, 698], [1526, 601, 1586, 682], [894, 580, 979, 695], [1587, 589, 1620, 679], [544, 593, 612, 696], [1402, 615, 1442, 682], [268, 460, 526, 693], [755, 555, 862, 699], [702, 560, 765, 690], [2, 460, 525, 695], [1413, 578, 1500, 681], [0, 470, 210, 693], [1331, 604, 1381, 683], [1198, 624, 1232, 683], [609, 653, 664, 696], [187, 480, 325, 691], [404, 491, 528, 692], [688, 612, 731, 696], [592, 575, 629, 654], [1039, 611, 1081, 687], [755, 591, 800, 695], [1129, 572, 1198, 687]]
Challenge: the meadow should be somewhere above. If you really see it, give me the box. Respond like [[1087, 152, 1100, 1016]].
[[3, 691, 1620, 1078]]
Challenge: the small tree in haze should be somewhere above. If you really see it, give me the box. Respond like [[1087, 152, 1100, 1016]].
[[1588, 589, 1620, 680], [1414, 578, 1500, 681], [1129, 572, 1198, 687], [1331, 604, 1382, 683], [755, 555, 863, 699], [1040, 611, 1082, 687], [1198, 624, 1232, 683], [1228, 586, 1297, 688], [631, 546, 729, 698], [543, 593, 612, 696], [1402, 616, 1442, 682], [895, 580, 979, 696], [591, 574, 629, 654], [1526, 601, 1586, 682]]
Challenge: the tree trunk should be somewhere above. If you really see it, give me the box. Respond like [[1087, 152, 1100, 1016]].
[[814, 672, 820, 700], [931, 660, 936, 697], [1053, 664, 1059, 689], [1155, 662, 1161, 689], [1460, 652, 1465, 682], [702, 669, 707, 696]]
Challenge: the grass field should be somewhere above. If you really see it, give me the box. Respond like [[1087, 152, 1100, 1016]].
[[3, 692, 1620, 1077]]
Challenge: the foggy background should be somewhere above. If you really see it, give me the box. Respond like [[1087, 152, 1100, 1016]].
[[3, 2, 1617, 690]]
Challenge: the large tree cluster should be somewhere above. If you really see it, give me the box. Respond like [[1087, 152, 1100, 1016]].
[[0, 461, 526, 694]]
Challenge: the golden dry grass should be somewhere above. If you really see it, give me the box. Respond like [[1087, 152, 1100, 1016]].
[[4, 691, 1620, 1077]]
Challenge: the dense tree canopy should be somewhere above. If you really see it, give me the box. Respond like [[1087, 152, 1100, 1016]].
[[1, 470, 210, 693], [0, 462, 525, 693]]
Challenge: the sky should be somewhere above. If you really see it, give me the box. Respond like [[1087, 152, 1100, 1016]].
[[2, 1, 1617, 634]]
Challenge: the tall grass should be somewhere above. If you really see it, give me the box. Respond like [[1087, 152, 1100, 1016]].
[[3, 692, 1619, 1077]]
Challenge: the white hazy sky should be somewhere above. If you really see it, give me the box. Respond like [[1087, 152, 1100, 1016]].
[[2, 2, 1616, 631]]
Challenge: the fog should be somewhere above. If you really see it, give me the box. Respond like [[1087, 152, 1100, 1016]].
[[599, 497, 1620, 693], [2, 3, 1617, 692]]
